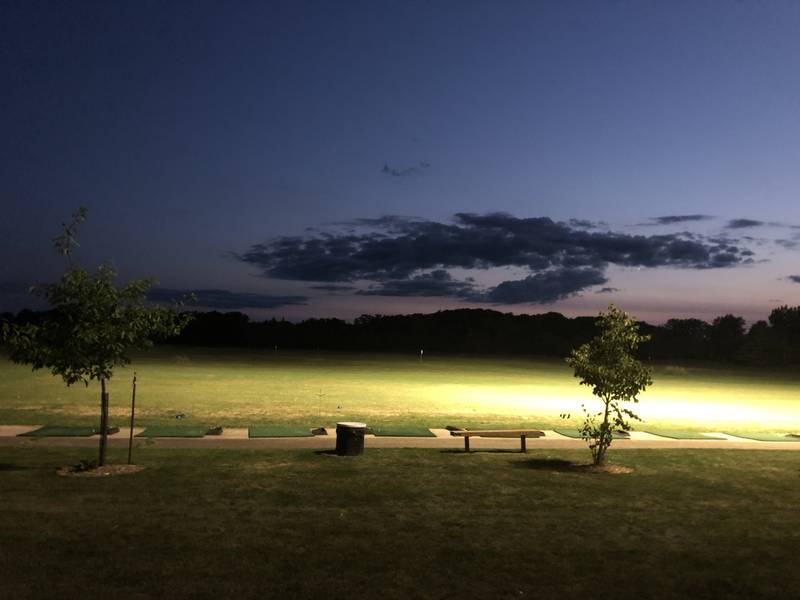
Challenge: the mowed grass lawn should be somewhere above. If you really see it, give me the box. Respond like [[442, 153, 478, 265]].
[[1, 347, 800, 433], [2, 446, 800, 599]]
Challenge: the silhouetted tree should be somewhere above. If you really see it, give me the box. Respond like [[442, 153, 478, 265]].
[[709, 314, 746, 362], [740, 320, 774, 366], [768, 306, 800, 365]]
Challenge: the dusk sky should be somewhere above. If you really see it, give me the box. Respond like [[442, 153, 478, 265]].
[[3, 0, 800, 324]]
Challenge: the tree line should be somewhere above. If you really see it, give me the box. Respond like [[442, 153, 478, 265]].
[[7, 305, 798, 365]]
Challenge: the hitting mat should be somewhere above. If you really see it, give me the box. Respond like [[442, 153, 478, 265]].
[[369, 426, 436, 437], [20, 426, 98, 437], [135, 426, 207, 438], [722, 431, 800, 442], [554, 429, 630, 439], [645, 430, 726, 440]]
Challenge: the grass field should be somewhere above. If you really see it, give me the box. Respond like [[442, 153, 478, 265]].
[[1, 347, 799, 433], [2, 446, 800, 599]]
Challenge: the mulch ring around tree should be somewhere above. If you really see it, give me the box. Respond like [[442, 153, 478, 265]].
[[57, 464, 145, 478], [574, 464, 633, 474]]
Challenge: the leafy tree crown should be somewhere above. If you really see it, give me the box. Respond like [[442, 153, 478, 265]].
[[566, 304, 652, 405], [2, 207, 190, 385]]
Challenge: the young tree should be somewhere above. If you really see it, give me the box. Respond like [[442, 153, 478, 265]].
[[2, 207, 191, 466], [565, 305, 652, 466]]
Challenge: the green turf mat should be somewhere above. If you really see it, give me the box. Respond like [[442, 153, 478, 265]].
[[20, 426, 98, 437], [645, 430, 726, 440], [248, 426, 314, 438], [723, 432, 800, 442], [554, 429, 630, 439], [135, 427, 207, 438], [370, 426, 435, 437]]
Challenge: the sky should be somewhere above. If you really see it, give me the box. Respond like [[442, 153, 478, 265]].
[[2, 0, 800, 324]]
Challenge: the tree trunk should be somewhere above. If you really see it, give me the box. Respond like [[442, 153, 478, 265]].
[[595, 398, 612, 466], [99, 378, 109, 466]]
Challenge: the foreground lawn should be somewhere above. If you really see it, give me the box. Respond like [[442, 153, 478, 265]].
[[1, 447, 800, 599], [1, 347, 800, 432]]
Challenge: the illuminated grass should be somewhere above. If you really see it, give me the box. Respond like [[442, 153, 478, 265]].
[[1, 347, 799, 432]]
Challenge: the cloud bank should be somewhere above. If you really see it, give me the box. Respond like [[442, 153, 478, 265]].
[[649, 214, 714, 225], [237, 213, 755, 304], [727, 218, 764, 229]]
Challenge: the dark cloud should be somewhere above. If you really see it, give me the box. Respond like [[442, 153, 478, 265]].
[[485, 267, 607, 304], [568, 218, 602, 229], [341, 215, 427, 233], [775, 239, 798, 250], [237, 213, 755, 304], [649, 214, 714, 225], [787, 276, 800, 284], [726, 219, 764, 229], [358, 270, 476, 298], [381, 161, 430, 177], [595, 287, 620, 294], [148, 288, 307, 309]]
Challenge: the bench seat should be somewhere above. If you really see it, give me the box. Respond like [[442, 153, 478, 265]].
[[449, 429, 544, 452]]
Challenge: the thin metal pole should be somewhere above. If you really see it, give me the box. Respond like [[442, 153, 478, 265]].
[[127, 372, 137, 465], [99, 378, 109, 466]]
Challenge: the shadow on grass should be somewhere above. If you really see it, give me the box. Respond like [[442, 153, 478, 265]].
[[511, 458, 578, 471], [315, 450, 365, 458], [0, 462, 36, 471], [510, 458, 634, 474], [440, 449, 520, 454]]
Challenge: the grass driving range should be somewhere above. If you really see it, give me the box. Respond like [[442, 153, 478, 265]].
[[3, 348, 800, 598], [1, 347, 799, 434]]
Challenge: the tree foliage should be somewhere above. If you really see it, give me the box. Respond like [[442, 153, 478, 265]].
[[4, 264, 188, 384], [565, 305, 652, 465], [2, 207, 191, 465]]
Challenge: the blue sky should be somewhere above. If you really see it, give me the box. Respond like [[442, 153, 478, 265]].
[[2, 0, 800, 323]]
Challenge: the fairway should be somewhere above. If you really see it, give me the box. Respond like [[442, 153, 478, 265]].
[[1, 347, 799, 434]]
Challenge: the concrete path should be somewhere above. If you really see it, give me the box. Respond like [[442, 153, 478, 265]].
[[2, 425, 800, 451]]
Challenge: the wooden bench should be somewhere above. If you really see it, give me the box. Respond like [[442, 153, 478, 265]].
[[449, 429, 545, 452]]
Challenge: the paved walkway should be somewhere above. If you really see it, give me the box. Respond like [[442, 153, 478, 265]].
[[2, 425, 800, 451]]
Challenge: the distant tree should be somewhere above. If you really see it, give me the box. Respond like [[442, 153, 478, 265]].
[[740, 320, 774, 366], [768, 306, 800, 365], [709, 314, 746, 362], [565, 305, 653, 466], [660, 318, 711, 360], [2, 207, 191, 466]]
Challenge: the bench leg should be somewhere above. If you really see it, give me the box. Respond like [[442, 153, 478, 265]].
[[464, 436, 470, 452], [520, 435, 526, 453]]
